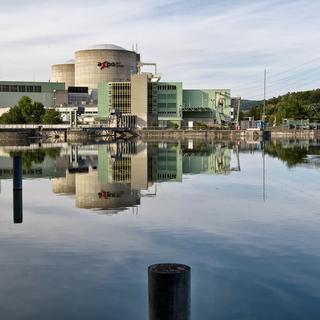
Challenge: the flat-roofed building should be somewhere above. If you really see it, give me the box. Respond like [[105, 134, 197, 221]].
[[0, 81, 66, 108]]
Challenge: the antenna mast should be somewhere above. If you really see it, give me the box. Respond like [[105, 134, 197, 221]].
[[263, 69, 267, 120]]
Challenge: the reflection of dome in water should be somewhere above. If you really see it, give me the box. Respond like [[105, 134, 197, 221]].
[[52, 172, 76, 195], [75, 172, 140, 211]]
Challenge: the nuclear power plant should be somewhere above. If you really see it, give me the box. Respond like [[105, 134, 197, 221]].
[[0, 43, 233, 127]]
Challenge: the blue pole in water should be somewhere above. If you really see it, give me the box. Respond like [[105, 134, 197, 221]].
[[148, 263, 191, 320], [13, 156, 22, 191], [13, 156, 23, 224]]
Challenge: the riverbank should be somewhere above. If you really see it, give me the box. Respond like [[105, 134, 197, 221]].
[[138, 128, 320, 140], [270, 128, 320, 139], [138, 129, 270, 140], [0, 127, 319, 144]]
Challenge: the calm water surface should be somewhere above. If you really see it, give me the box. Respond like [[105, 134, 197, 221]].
[[0, 139, 320, 319]]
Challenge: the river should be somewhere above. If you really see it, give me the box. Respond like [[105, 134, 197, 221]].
[[0, 139, 320, 319]]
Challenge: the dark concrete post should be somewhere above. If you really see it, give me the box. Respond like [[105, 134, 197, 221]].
[[13, 156, 23, 224], [148, 263, 191, 320]]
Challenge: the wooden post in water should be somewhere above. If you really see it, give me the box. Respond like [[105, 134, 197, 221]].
[[148, 263, 191, 320], [13, 156, 23, 224]]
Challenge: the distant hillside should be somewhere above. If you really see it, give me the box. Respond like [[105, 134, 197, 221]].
[[241, 89, 320, 124], [231, 99, 262, 111]]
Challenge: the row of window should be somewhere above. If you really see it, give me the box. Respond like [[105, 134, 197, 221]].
[[158, 85, 177, 91], [68, 86, 88, 93], [0, 85, 42, 93], [158, 111, 178, 115], [111, 84, 131, 90]]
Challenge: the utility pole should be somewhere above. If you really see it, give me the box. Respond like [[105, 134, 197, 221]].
[[236, 96, 241, 127], [263, 69, 267, 120]]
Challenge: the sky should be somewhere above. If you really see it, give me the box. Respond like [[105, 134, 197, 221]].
[[1, 0, 320, 99]]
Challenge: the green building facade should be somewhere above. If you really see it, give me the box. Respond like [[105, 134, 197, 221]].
[[0, 81, 65, 108], [182, 89, 232, 125], [157, 82, 183, 128]]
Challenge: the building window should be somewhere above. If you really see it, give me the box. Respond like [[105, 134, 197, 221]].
[[34, 86, 42, 93], [1, 85, 9, 92], [10, 85, 18, 92], [26, 86, 34, 92]]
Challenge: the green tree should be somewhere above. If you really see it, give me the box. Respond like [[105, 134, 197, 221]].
[[0, 96, 57, 124], [42, 109, 62, 124], [242, 88, 320, 125], [19, 97, 45, 124], [0, 107, 24, 124]]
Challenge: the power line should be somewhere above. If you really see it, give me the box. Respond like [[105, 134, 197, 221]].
[[267, 66, 320, 86], [231, 56, 320, 94], [236, 66, 320, 99], [267, 56, 320, 79]]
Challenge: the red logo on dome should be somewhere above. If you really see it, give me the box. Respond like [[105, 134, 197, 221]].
[[98, 61, 109, 70], [97, 61, 124, 70]]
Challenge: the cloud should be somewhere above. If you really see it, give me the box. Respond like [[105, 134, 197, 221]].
[[0, 0, 320, 98]]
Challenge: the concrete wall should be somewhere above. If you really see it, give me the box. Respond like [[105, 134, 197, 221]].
[[131, 74, 148, 128], [131, 146, 148, 190], [55, 90, 68, 107]]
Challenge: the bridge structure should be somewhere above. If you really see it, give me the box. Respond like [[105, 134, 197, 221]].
[[0, 124, 137, 141]]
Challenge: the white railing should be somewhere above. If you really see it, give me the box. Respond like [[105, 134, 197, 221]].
[[0, 124, 70, 129]]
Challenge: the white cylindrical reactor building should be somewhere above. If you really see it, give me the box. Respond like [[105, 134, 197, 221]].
[[51, 60, 75, 89], [75, 44, 139, 90]]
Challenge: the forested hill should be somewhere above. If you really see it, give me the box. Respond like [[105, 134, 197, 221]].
[[231, 99, 262, 111], [242, 89, 320, 124]]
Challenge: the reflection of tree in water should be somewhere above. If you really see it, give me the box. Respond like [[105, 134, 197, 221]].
[[265, 143, 308, 167], [10, 148, 61, 170]]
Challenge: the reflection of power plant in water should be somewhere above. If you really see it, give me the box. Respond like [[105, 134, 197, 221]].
[[52, 142, 148, 212], [0, 141, 236, 217], [76, 171, 140, 210], [52, 141, 235, 213], [182, 141, 232, 174]]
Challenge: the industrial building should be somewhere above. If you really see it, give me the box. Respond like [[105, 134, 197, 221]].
[[183, 89, 233, 126], [0, 81, 66, 110], [50, 43, 233, 127]]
